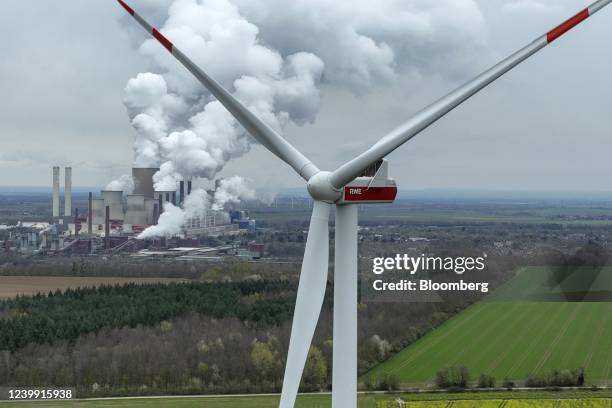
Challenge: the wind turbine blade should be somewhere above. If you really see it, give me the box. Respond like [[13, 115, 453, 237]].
[[329, 0, 611, 189], [279, 200, 331, 408], [116, 0, 319, 181]]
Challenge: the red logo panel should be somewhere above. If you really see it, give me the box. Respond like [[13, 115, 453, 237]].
[[343, 186, 397, 202]]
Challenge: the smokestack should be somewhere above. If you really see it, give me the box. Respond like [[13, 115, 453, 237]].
[[153, 203, 159, 224], [64, 167, 72, 217], [158, 194, 163, 215], [180, 181, 185, 204], [74, 208, 79, 238], [52, 166, 60, 218], [88, 192, 93, 235], [105, 206, 110, 250], [172, 191, 177, 205], [187, 180, 192, 195], [166, 193, 170, 202]]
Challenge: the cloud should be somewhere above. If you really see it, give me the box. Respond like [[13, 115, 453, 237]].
[[234, 0, 489, 90], [502, 0, 563, 15]]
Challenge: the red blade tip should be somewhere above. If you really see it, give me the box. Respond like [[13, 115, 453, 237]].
[[117, 0, 135, 16], [547, 8, 590, 43]]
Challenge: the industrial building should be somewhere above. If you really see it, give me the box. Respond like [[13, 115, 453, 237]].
[[13, 166, 257, 255], [79, 167, 244, 239]]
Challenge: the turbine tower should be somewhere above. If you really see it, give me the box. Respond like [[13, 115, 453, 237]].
[[116, 1, 611, 406]]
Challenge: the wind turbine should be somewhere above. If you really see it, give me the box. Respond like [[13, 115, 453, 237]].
[[116, 0, 610, 406]]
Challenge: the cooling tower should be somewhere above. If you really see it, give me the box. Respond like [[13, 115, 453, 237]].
[[52, 166, 60, 218], [132, 168, 159, 199], [64, 167, 72, 217], [101, 190, 124, 221], [91, 198, 105, 228], [145, 198, 157, 225], [125, 194, 147, 226]]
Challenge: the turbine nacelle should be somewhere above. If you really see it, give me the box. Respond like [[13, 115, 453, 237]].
[[338, 159, 397, 204], [307, 160, 398, 204]]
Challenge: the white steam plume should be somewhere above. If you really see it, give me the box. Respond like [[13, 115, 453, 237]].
[[137, 178, 255, 239], [137, 202, 185, 239], [122, 0, 487, 187], [124, 0, 326, 192], [183, 187, 210, 219], [234, 0, 488, 90], [137, 188, 209, 239], [122, 0, 488, 237], [105, 174, 135, 193], [212, 176, 256, 210]]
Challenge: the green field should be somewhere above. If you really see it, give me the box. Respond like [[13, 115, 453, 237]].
[[364, 267, 612, 386], [0, 391, 611, 408], [250, 205, 612, 226]]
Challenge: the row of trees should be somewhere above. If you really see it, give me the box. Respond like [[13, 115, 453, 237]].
[[0, 257, 296, 280], [0, 314, 327, 396], [0, 280, 295, 352], [434, 365, 586, 389]]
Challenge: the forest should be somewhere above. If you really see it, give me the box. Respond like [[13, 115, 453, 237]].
[[0, 277, 475, 397], [0, 281, 296, 352]]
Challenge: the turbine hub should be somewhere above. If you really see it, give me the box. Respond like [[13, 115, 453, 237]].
[[307, 171, 342, 203]]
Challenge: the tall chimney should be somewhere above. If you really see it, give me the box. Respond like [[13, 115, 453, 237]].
[[88, 192, 93, 235], [179, 181, 185, 204], [74, 208, 79, 238], [153, 203, 159, 225], [52, 166, 60, 218], [64, 167, 72, 217], [158, 194, 163, 215], [105, 206, 110, 250], [172, 191, 177, 205], [187, 180, 192, 195]]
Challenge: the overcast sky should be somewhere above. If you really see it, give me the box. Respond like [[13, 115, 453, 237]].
[[0, 0, 610, 193]]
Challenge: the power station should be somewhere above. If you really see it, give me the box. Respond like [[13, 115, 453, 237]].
[[40, 166, 255, 254]]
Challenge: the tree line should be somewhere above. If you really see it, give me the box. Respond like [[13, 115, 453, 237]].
[[0, 280, 295, 352]]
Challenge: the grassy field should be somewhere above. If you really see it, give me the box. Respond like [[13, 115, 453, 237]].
[[0, 391, 611, 407], [0, 276, 188, 299], [251, 205, 612, 226], [364, 267, 612, 387]]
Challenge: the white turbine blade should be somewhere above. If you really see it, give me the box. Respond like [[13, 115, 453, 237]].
[[279, 200, 331, 408], [116, 0, 319, 181], [329, 0, 611, 189]]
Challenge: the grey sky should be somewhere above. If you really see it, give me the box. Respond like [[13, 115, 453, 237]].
[[0, 0, 610, 192]]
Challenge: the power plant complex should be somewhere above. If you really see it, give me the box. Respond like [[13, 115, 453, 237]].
[[34, 166, 256, 255]]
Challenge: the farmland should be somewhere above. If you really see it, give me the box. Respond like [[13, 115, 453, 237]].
[[0, 391, 611, 407], [249, 198, 612, 226], [0, 276, 188, 299], [364, 267, 612, 387]]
